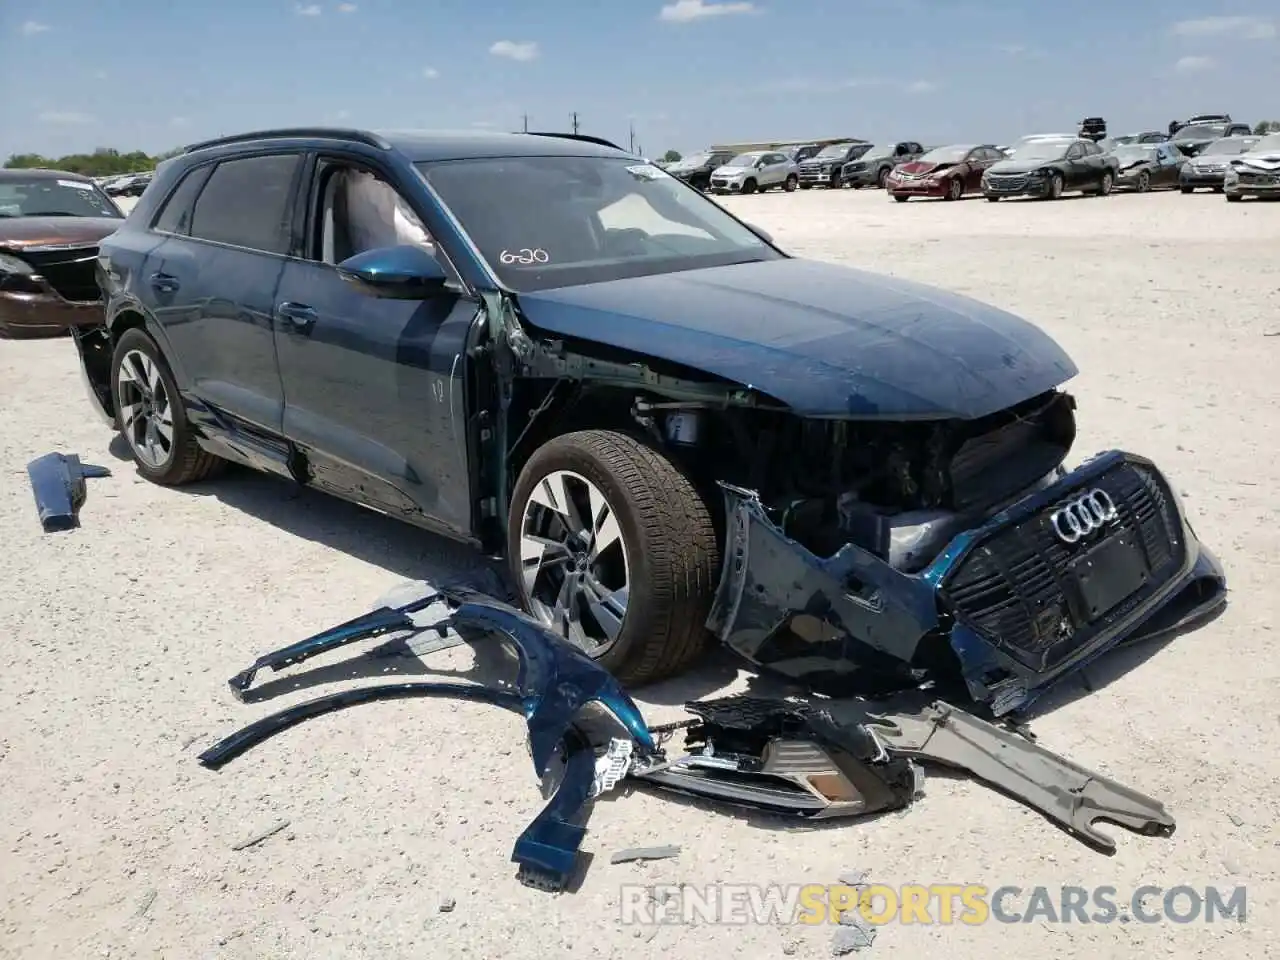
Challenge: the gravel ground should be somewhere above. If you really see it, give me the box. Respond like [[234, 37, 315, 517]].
[[1, 188, 1277, 960]]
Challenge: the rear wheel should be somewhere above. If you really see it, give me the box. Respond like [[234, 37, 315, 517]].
[[1095, 171, 1113, 196], [784, 174, 798, 192], [945, 177, 963, 201], [507, 430, 720, 686], [877, 167, 890, 188], [110, 327, 223, 485]]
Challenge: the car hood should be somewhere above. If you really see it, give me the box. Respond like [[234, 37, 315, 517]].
[[1234, 150, 1280, 169], [515, 258, 1077, 419], [0, 216, 122, 249], [895, 160, 956, 176], [712, 165, 752, 177], [987, 158, 1062, 174]]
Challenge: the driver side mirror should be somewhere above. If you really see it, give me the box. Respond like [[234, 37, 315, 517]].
[[336, 244, 448, 299]]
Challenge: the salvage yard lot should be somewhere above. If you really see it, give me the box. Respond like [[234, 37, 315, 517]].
[[1, 189, 1277, 960]]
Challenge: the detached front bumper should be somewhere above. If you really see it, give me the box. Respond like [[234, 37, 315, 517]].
[[707, 450, 1227, 717]]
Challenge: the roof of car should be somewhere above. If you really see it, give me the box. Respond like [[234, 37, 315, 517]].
[[180, 127, 634, 163], [0, 168, 93, 182]]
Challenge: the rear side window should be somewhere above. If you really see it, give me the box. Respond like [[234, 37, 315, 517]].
[[188, 153, 302, 255], [151, 165, 211, 235]]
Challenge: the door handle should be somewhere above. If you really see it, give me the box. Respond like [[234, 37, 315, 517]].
[[276, 301, 317, 333], [149, 272, 179, 293]]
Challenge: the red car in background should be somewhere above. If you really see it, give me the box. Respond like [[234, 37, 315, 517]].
[[885, 144, 1004, 201]]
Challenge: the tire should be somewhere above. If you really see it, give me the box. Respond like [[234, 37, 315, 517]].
[[1046, 173, 1064, 200], [507, 430, 720, 686], [1180, 185, 1194, 194], [829, 175, 841, 190], [742, 178, 757, 195], [1097, 171, 1113, 196], [799, 183, 811, 190], [893, 194, 909, 202], [1226, 193, 1243, 202], [877, 167, 890, 189], [1212, 186, 1224, 193], [986, 195, 1001, 202], [110, 327, 223, 485], [945, 177, 963, 201], [784, 174, 798, 192], [1137, 171, 1151, 193]]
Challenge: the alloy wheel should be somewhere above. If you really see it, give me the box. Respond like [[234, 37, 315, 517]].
[[948, 177, 963, 200], [519, 470, 630, 656], [116, 349, 175, 469]]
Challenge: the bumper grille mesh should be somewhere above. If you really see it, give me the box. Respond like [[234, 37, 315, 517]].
[[941, 462, 1186, 671]]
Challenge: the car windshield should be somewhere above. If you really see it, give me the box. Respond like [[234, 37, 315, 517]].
[[1011, 139, 1073, 161], [417, 156, 781, 293], [858, 144, 894, 159], [678, 153, 711, 167], [1250, 134, 1280, 152], [1174, 123, 1226, 141], [918, 145, 971, 163], [0, 177, 122, 219], [1112, 145, 1154, 162], [725, 153, 762, 167], [817, 143, 857, 158], [1201, 138, 1253, 156]]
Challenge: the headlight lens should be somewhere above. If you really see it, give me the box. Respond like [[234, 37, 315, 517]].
[[0, 252, 35, 275]]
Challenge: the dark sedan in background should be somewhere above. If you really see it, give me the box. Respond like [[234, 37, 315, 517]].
[[1180, 136, 1259, 193], [1110, 142, 1185, 192], [1169, 120, 1254, 157], [982, 137, 1119, 200], [662, 150, 736, 191], [885, 144, 1004, 201], [0, 169, 124, 338]]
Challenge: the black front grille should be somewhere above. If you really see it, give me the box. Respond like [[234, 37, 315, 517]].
[[21, 247, 101, 302], [940, 462, 1186, 671]]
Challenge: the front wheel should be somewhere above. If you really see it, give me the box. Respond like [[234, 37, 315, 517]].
[[784, 174, 798, 192], [1137, 171, 1151, 192], [1096, 171, 1114, 196], [1180, 185, 1194, 194], [1226, 193, 1243, 202], [893, 194, 909, 202], [741, 178, 757, 195], [110, 327, 224, 485], [1045, 173, 1064, 200], [877, 167, 890, 189], [507, 430, 720, 686], [945, 177, 963, 201], [986, 194, 1001, 202]]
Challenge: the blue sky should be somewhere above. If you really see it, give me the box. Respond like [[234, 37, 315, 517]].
[[3, 0, 1278, 159]]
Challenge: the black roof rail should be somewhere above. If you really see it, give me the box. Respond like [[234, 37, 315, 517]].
[[521, 131, 628, 152], [182, 127, 391, 154]]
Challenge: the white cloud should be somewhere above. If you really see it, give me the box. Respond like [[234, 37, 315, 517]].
[[489, 40, 539, 61], [1174, 54, 1214, 72], [336, 2, 357, 10], [295, 4, 322, 15], [39, 111, 94, 124], [659, 0, 755, 22], [1170, 16, 1274, 40], [422, 66, 439, 79], [906, 79, 937, 93], [20, 20, 50, 35]]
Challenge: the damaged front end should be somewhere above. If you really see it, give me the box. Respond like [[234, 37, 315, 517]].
[[709, 449, 1227, 716]]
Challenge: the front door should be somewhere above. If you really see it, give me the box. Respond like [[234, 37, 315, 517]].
[[273, 155, 478, 537]]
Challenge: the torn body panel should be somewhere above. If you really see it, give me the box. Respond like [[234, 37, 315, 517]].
[[709, 450, 1227, 716], [635, 694, 1175, 854], [204, 587, 655, 890], [26, 452, 111, 532]]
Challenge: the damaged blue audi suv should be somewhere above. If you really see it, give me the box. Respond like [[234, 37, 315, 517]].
[[74, 127, 1227, 716]]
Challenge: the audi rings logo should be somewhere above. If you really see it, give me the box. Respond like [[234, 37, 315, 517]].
[[1049, 489, 1118, 544]]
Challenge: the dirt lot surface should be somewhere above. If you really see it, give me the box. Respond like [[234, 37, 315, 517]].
[[2, 189, 1277, 959]]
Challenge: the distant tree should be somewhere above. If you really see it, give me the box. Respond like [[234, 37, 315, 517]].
[[662, 149, 682, 162], [1254, 120, 1280, 135], [4, 147, 162, 176]]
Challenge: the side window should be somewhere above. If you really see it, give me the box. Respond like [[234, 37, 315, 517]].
[[188, 153, 302, 255], [314, 162, 434, 265], [151, 165, 211, 235], [1065, 143, 1084, 159]]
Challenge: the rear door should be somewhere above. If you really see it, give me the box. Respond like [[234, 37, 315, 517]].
[[1062, 142, 1090, 188], [271, 152, 479, 537], [149, 152, 303, 432]]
